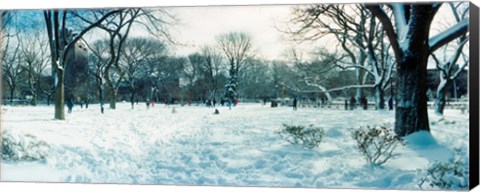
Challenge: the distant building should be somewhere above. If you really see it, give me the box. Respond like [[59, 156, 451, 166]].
[[64, 39, 90, 101]]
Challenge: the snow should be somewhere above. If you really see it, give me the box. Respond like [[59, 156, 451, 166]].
[[428, 19, 469, 51], [391, 3, 408, 43], [0, 102, 470, 190]]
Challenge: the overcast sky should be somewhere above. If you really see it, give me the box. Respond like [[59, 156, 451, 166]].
[[163, 3, 460, 64], [168, 5, 296, 60]]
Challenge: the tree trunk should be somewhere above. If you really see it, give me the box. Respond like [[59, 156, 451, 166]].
[[108, 87, 117, 109], [130, 90, 135, 109], [97, 84, 103, 103], [355, 67, 362, 101], [434, 78, 449, 115], [355, 51, 366, 101], [46, 94, 51, 106], [375, 85, 385, 110], [54, 70, 65, 120], [31, 91, 37, 106], [394, 14, 431, 136], [9, 87, 14, 105], [395, 61, 430, 136]]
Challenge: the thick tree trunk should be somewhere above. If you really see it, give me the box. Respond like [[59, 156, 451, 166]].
[[54, 70, 65, 120], [434, 78, 449, 115], [394, 7, 432, 137], [395, 61, 430, 136], [375, 86, 385, 110]]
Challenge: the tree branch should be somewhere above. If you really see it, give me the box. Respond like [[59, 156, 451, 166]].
[[365, 5, 403, 61], [429, 19, 469, 52]]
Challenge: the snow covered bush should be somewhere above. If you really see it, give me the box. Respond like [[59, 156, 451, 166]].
[[351, 123, 404, 166], [417, 149, 469, 190], [276, 124, 325, 149], [2, 130, 51, 162]]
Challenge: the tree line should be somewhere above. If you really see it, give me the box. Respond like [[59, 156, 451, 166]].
[[1, 2, 470, 137]]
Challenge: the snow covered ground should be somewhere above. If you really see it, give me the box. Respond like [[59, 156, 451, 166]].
[[0, 102, 470, 190]]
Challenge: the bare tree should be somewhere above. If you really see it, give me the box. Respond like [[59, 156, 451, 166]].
[[19, 28, 50, 106], [366, 3, 469, 136], [290, 48, 341, 102], [431, 2, 469, 115], [184, 52, 205, 102], [89, 9, 139, 109], [287, 4, 395, 109], [142, 56, 184, 103], [74, 8, 175, 109], [200, 46, 225, 101], [287, 4, 368, 102], [238, 58, 271, 100], [121, 37, 167, 108], [1, 33, 23, 105], [216, 32, 254, 102], [43, 9, 120, 120], [84, 39, 109, 104]]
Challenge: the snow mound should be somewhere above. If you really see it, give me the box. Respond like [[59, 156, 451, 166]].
[[2, 130, 51, 162], [403, 131, 439, 149]]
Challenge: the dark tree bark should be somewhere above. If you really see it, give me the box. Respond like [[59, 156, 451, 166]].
[[367, 3, 468, 136], [375, 85, 385, 110]]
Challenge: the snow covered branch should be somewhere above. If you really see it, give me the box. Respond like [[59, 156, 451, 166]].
[[429, 19, 469, 52], [326, 84, 376, 92], [391, 4, 408, 40], [334, 61, 375, 77], [280, 81, 375, 94]]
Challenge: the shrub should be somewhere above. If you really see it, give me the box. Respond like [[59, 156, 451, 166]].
[[417, 149, 469, 190], [2, 130, 50, 162], [276, 124, 325, 149], [351, 123, 404, 166]]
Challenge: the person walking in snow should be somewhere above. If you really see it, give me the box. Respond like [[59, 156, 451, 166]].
[[227, 99, 232, 110], [345, 99, 348, 110], [362, 97, 368, 110], [130, 95, 135, 109], [67, 99, 74, 113], [350, 96, 356, 110], [220, 98, 225, 106], [388, 97, 394, 110], [293, 97, 298, 111], [100, 100, 104, 114]]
